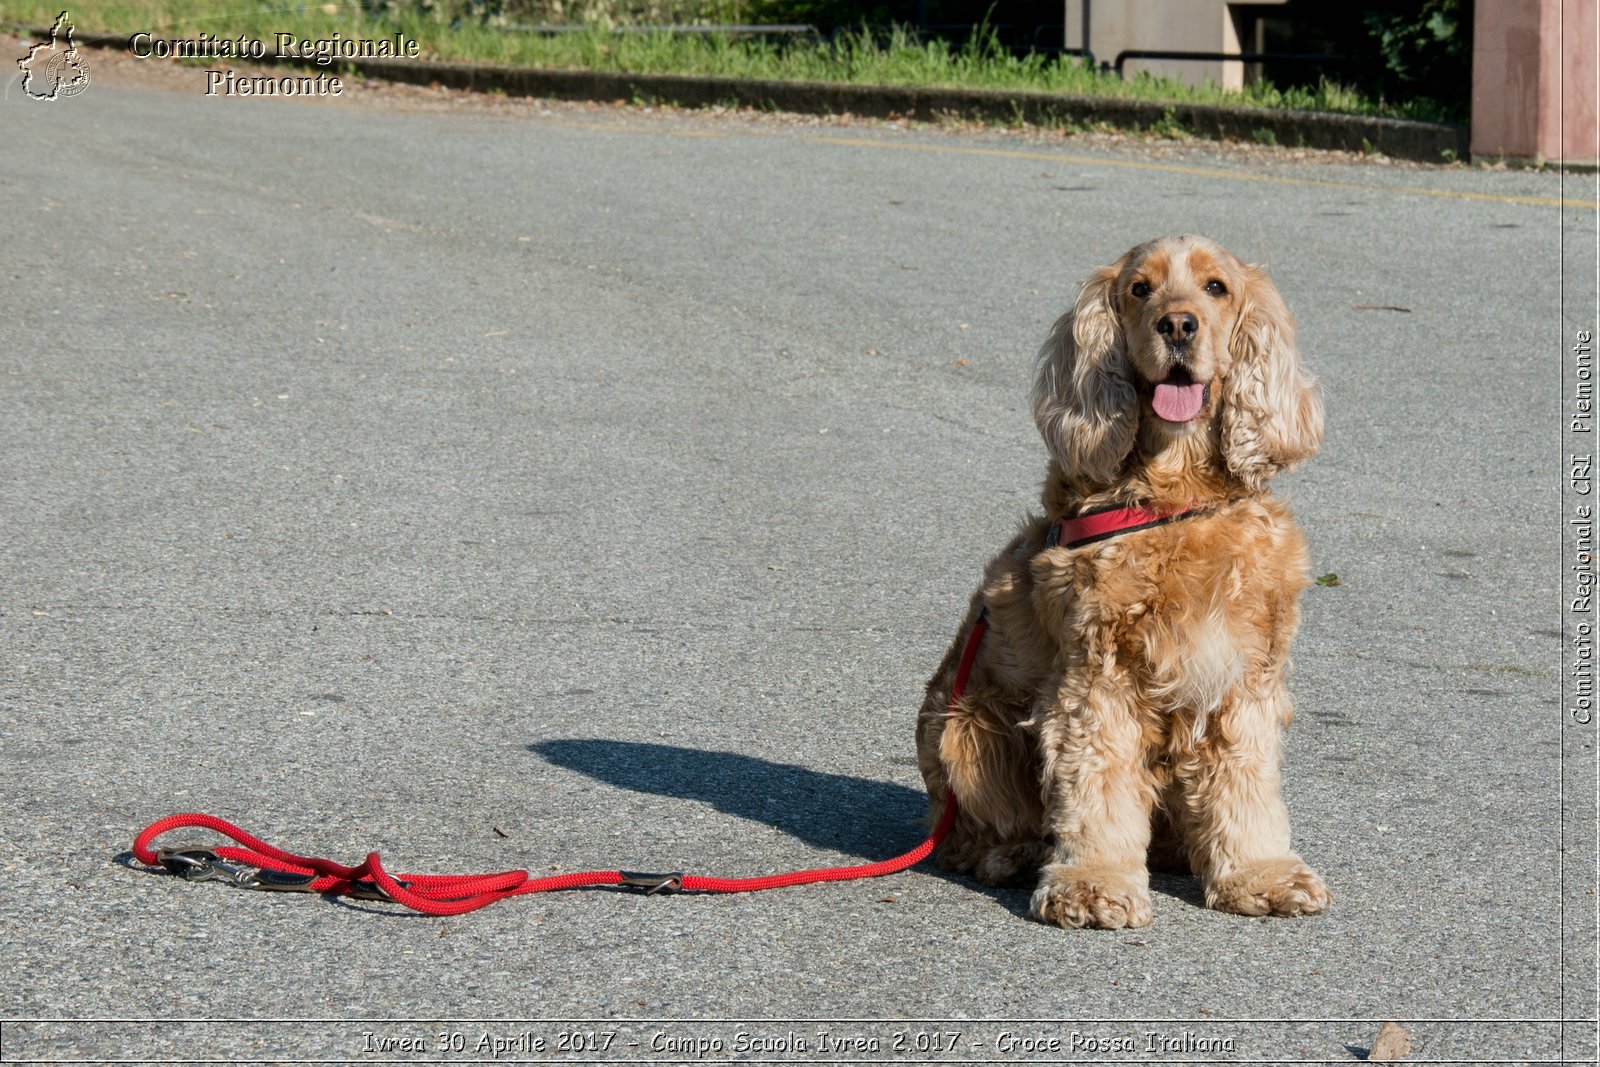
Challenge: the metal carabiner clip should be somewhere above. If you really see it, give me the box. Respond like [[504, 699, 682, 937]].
[[618, 871, 685, 895], [154, 846, 261, 888], [155, 846, 324, 893]]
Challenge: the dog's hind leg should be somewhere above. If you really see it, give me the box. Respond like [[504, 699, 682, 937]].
[[917, 680, 1047, 886]]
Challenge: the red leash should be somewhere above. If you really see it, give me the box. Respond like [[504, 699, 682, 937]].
[[131, 613, 987, 916]]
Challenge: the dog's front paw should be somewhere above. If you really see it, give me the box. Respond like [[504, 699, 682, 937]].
[[1206, 858, 1331, 917], [1029, 864, 1152, 929]]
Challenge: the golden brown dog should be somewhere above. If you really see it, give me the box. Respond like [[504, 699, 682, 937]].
[[915, 235, 1330, 929]]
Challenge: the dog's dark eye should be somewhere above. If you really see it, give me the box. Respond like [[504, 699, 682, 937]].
[[1205, 279, 1228, 296], [1131, 281, 1152, 299]]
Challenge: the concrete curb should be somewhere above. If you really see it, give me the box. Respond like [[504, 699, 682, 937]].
[[49, 27, 1468, 163]]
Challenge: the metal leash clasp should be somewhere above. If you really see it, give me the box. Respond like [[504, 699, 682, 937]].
[[151, 844, 427, 899], [155, 846, 262, 889], [618, 871, 684, 895]]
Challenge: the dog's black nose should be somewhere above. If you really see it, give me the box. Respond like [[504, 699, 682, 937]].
[[1157, 312, 1199, 343]]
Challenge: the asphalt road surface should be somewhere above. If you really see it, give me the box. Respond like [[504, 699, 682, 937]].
[[3, 45, 1596, 1064]]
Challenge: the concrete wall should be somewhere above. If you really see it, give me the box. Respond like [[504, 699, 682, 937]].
[[1063, 0, 1598, 162], [1471, 0, 1598, 164], [1064, 0, 1283, 91]]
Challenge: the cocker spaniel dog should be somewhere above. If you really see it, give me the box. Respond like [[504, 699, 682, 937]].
[[915, 235, 1330, 929]]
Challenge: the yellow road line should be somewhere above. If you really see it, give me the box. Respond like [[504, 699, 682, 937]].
[[807, 134, 1595, 210], [545, 115, 1591, 210]]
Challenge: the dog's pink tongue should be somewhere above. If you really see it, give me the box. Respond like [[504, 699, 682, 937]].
[[1153, 380, 1206, 422]]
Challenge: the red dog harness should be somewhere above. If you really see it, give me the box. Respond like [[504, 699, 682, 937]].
[[1050, 503, 1201, 549]]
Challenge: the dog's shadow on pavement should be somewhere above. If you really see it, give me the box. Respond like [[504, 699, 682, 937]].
[[529, 738, 932, 864], [528, 739, 1201, 918]]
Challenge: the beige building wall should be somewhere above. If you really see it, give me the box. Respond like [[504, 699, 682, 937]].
[[1063, 0, 1285, 91]]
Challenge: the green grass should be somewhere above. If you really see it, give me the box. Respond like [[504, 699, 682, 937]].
[[14, 1, 1457, 122]]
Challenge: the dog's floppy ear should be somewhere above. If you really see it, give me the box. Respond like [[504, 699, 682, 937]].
[[1221, 263, 1324, 489], [1032, 264, 1138, 486]]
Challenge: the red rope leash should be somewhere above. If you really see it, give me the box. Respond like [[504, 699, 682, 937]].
[[131, 812, 632, 916], [131, 613, 987, 916]]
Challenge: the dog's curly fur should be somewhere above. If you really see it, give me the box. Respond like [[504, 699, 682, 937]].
[[914, 235, 1331, 929]]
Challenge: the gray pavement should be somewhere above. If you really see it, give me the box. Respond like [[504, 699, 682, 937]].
[[2, 51, 1596, 1064]]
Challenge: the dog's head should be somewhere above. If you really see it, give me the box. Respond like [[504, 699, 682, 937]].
[[1032, 235, 1323, 491]]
